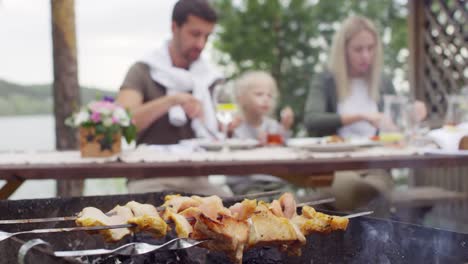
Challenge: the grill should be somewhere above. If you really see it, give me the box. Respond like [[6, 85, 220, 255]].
[[1, 191, 467, 264]]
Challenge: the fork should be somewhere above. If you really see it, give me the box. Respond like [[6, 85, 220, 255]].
[[54, 238, 208, 257]]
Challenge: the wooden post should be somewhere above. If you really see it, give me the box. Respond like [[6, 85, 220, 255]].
[[407, 0, 425, 101], [51, 0, 84, 197]]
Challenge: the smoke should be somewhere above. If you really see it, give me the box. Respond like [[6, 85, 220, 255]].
[[350, 221, 398, 264], [349, 217, 468, 263]]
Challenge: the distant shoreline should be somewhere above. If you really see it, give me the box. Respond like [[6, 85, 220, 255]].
[[0, 114, 53, 119], [0, 78, 115, 116]]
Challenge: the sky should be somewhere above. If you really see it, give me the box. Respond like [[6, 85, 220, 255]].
[[0, 0, 182, 91]]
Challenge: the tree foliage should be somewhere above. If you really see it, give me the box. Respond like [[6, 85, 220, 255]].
[[212, 0, 408, 132]]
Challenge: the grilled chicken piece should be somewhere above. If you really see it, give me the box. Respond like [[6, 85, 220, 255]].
[[160, 197, 206, 238], [163, 194, 202, 213], [191, 214, 249, 264], [76, 206, 133, 242], [292, 206, 349, 235], [278, 192, 297, 219], [248, 202, 306, 255], [125, 201, 168, 238], [269, 192, 297, 219], [191, 195, 232, 221], [269, 199, 284, 217], [162, 209, 194, 238], [163, 194, 231, 221], [229, 199, 257, 221]]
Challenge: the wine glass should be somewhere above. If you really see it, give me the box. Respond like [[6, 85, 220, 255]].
[[213, 81, 238, 151]]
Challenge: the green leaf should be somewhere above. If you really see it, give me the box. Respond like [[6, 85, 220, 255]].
[[123, 125, 137, 144], [95, 124, 106, 134]]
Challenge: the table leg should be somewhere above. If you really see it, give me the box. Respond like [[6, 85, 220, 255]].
[[0, 178, 25, 199]]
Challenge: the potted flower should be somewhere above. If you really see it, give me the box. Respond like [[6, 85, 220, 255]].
[[66, 96, 137, 157]]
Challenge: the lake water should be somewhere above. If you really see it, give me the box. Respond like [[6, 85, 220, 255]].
[[0, 115, 127, 199]]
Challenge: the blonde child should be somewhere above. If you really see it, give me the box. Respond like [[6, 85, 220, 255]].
[[226, 70, 294, 194], [233, 71, 294, 143]]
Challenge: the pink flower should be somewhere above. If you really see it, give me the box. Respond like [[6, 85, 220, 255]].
[[112, 116, 119, 124], [89, 101, 116, 113], [91, 112, 101, 122]]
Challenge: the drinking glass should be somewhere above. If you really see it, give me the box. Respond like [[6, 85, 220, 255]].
[[213, 81, 238, 151], [265, 123, 285, 146], [379, 95, 409, 144], [445, 94, 467, 126]]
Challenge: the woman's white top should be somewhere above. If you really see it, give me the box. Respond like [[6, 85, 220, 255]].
[[337, 78, 378, 138]]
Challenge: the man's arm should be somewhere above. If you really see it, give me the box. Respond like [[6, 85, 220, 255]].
[[116, 89, 202, 133], [116, 89, 174, 132]]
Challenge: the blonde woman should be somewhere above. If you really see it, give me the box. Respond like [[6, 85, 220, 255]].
[[304, 15, 426, 138], [303, 16, 427, 213]]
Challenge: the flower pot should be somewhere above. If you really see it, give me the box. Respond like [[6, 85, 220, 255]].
[[79, 127, 121, 158]]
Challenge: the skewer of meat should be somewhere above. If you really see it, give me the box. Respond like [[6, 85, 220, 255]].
[[74, 193, 351, 263], [155, 193, 349, 263]]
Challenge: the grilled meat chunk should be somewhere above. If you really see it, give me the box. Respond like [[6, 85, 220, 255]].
[[248, 202, 306, 255], [76, 206, 133, 242], [229, 199, 257, 221], [162, 194, 202, 213], [191, 195, 232, 221], [292, 205, 349, 235], [191, 214, 249, 264], [125, 201, 168, 238]]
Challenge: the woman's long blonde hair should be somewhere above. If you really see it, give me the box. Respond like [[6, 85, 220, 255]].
[[328, 15, 383, 102]]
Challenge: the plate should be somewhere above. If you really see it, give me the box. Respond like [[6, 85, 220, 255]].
[[348, 138, 382, 148], [198, 139, 260, 151], [287, 137, 377, 152], [423, 148, 468, 156]]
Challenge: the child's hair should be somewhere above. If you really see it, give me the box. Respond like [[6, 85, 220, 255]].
[[234, 71, 279, 114]]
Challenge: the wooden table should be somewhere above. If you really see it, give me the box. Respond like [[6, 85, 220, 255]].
[[1, 153, 468, 199]]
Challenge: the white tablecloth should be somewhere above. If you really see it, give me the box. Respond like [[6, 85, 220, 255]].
[[0, 145, 421, 165]]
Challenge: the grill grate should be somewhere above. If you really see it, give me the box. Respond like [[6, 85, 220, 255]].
[[1, 192, 468, 263]]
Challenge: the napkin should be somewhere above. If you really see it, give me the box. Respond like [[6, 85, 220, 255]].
[[426, 123, 468, 151]]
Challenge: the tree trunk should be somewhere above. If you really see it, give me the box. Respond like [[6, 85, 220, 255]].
[[51, 0, 83, 197]]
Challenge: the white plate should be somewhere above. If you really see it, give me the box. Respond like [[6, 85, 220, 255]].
[[348, 138, 382, 148], [287, 138, 369, 152], [423, 148, 468, 156], [198, 139, 259, 151]]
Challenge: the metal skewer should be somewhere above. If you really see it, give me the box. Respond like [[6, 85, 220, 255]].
[[0, 190, 286, 225], [0, 216, 79, 225], [17, 237, 209, 260], [4, 203, 371, 247], [53, 238, 209, 257], [0, 224, 134, 242], [297, 197, 335, 207], [343, 210, 373, 219]]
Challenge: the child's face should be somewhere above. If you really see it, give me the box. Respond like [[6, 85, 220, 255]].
[[242, 81, 275, 116]]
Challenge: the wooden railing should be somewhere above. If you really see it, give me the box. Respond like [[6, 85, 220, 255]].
[[408, 0, 467, 125], [408, 0, 468, 230]]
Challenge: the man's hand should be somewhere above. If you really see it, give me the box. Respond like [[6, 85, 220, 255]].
[[172, 93, 203, 119]]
